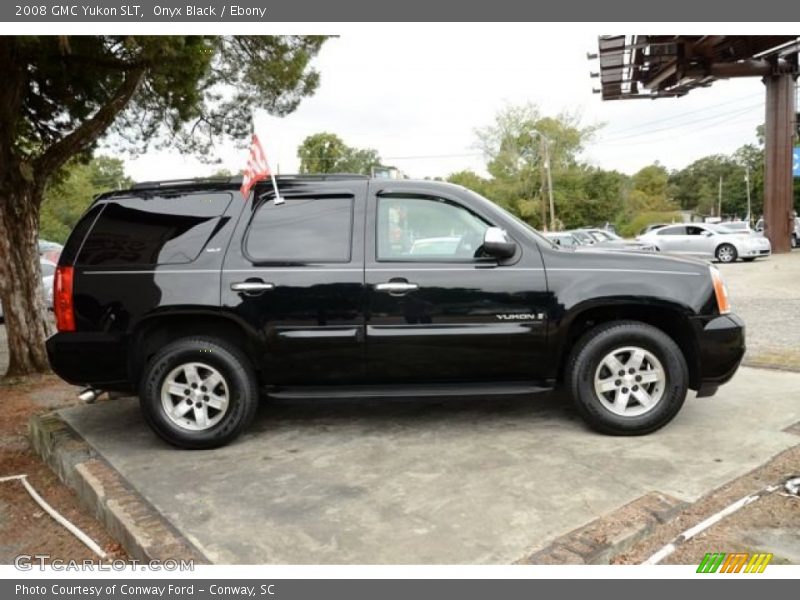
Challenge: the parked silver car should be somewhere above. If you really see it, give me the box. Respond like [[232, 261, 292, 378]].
[[0, 259, 56, 320], [572, 228, 657, 252], [638, 223, 771, 263]]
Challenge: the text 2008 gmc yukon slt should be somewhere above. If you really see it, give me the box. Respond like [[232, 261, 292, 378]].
[[47, 175, 745, 449]]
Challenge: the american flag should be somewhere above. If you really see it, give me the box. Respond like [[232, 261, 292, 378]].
[[240, 134, 283, 204]]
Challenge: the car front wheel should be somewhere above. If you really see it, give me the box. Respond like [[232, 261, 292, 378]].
[[566, 320, 689, 435], [139, 336, 259, 449], [716, 243, 738, 263]]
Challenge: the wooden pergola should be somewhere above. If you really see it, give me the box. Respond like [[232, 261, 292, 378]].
[[593, 35, 799, 252]]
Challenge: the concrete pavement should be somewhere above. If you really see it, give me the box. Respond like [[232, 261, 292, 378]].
[[57, 366, 800, 564]]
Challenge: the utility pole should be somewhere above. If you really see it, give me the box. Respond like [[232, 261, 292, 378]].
[[745, 166, 752, 225], [545, 140, 556, 231], [538, 139, 547, 231], [717, 175, 723, 218]]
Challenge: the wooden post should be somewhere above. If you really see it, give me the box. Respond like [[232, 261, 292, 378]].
[[763, 72, 795, 253]]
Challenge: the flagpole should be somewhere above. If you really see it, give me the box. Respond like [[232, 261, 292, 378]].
[[250, 115, 283, 205], [270, 167, 283, 205]]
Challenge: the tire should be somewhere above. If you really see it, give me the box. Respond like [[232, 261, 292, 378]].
[[565, 320, 689, 436], [139, 336, 259, 449], [715, 243, 737, 263]]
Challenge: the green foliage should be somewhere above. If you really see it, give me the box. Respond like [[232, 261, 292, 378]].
[[447, 170, 492, 197], [615, 211, 683, 238], [40, 156, 132, 243], [467, 103, 604, 228], [11, 36, 328, 160], [297, 132, 381, 175]]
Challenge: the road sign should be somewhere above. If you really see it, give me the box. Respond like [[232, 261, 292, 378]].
[[794, 147, 800, 177]]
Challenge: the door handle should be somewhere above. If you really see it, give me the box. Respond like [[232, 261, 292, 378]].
[[375, 281, 419, 295], [231, 281, 275, 293]]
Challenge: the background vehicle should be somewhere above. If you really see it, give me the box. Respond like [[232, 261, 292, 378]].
[[755, 216, 798, 249], [639, 223, 668, 236], [0, 258, 55, 320], [570, 228, 657, 252], [47, 176, 744, 448], [544, 232, 581, 247], [638, 222, 771, 263], [38, 239, 63, 264]]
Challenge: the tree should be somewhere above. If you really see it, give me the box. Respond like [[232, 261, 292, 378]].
[[297, 132, 380, 175], [473, 103, 599, 227], [446, 170, 492, 197], [0, 35, 328, 377], [40, 156, 133, 244]]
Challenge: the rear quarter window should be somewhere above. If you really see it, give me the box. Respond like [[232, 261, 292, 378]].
[[77, 192, 232, 267]]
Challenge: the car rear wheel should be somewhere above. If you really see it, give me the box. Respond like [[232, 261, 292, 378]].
[[139, 336, 259, 449], [715, 243, 737, 263], [565, 320, 688, 435]]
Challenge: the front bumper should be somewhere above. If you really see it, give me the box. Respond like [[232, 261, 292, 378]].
[[691, 313, 745, 397], [46, 332, 131, 390]]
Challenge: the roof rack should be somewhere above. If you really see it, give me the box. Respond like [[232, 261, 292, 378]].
[[131, 176, 242, 190], [130, 173, 369, 191]]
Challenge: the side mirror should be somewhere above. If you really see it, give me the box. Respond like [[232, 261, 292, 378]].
[[483, 227, 517, 259], [702, 230, 714, 237]]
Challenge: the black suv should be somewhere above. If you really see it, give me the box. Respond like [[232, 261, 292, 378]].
[[47, 175, 745, 448]]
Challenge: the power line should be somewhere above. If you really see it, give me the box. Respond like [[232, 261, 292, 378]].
[[599, 91, 763, 137], [594, 109, 762, 148], [596, 103, 762, 144]]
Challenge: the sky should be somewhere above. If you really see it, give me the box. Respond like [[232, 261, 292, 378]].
[[120, 28, 771, 182]]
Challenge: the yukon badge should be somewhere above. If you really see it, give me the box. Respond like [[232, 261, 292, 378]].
[[496, 313, 545, 321]]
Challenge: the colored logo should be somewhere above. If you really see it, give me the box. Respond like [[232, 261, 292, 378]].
[[697, 552, 773, 573]]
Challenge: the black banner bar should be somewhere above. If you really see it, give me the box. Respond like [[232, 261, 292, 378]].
[[3, 0, 800, 22], [2, 579, 797, 600]]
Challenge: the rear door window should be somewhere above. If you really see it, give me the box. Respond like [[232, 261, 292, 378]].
[[244, 197, 354, 263], [77, 192, 232, 266], [657, 226, 687, 236]]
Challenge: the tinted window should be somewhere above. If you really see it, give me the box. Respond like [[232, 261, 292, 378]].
[[245, 197, 353, 263], [657, 226, 687, 236], [377, 196, 489, 261], [686, 226, 706, 236], [78, 192, 232, 266]]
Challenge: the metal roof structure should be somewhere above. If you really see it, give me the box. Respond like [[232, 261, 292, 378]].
[[594, 35, 799, 100]]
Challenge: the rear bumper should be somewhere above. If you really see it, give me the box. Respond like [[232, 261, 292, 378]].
[[691, 313, 745, 396], [46, 332, 131, 390]]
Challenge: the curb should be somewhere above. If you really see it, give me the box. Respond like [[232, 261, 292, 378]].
[[29, 412, 209, 564], [517, 492, 688, 564]]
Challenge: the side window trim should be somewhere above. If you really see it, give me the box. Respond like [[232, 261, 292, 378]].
[[242, 194, 355, 265]]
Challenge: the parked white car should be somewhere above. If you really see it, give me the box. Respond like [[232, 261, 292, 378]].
[[0, 259, 56, 320], [638, 223, 771, 263]]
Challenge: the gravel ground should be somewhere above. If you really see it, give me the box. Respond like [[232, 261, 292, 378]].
[[718, 251, 800, 369]]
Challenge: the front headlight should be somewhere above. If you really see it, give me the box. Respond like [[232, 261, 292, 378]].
[[710, 266, 731, 315]]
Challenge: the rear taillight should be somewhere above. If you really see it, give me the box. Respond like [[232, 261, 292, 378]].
[[54, 265, 75, 332]]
